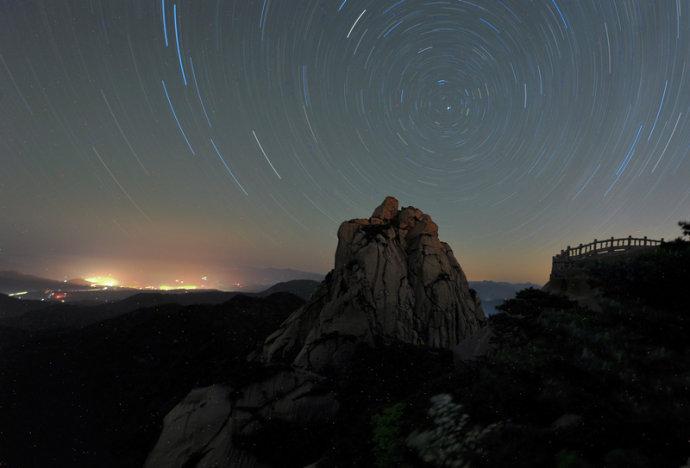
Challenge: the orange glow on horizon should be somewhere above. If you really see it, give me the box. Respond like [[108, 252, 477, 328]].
[[83, 273, 208, 291], [158, 284, 198, 291], [84, 276, 120, 287]]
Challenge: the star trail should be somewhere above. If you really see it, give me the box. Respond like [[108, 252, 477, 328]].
[[1, 0, 689, 284]]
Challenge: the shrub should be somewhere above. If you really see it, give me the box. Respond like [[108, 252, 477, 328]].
[[371, 402, 406, 468], [407, 394, 499, 467]]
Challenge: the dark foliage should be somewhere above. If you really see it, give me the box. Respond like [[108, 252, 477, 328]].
[[325, 237, 690, 466], [222, 340, 456, 467], [319, 342, 456, 466], [680, 221, 690, 238], [236, 415, 336, 467], [402, 239, 690, 467]]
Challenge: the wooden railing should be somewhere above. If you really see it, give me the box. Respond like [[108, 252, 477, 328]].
[[555, 236, 663, 260], [551, 236, 664, 276]]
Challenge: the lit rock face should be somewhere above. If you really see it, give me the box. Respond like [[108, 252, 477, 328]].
[[263, 196, 485, 372]]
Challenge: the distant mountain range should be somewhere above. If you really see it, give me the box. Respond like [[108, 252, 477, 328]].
[[468, 280, 539, 315], [0, 269, 532, 341], [0, 270, 534, 317], [0, 279, 322, 342], [0, 269, 325, 301], [256, 279, 322, 299], [0, 270, 86, 294], [235, 267, 324, 288]]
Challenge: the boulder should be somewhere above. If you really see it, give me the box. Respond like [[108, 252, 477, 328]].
[[145, 371, 338, 468]]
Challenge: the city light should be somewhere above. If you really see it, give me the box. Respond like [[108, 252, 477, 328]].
[[85, 276, 120, 287], [158, 284, 198, 291]]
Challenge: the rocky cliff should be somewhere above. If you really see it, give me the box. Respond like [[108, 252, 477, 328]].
[[146, 197, 485, 467], [263, 196, 485, 372]]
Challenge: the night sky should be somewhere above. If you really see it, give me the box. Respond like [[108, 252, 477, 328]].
[[1, 0, 689, 285]]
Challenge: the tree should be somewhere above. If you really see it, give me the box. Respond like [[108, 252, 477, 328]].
[[680, 221, 690, 239]]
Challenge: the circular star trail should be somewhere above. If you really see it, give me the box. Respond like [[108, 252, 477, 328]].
[[1, 0, 689, 283]]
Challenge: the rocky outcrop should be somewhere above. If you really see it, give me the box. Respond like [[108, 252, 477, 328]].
[[263, 196, 485, 372], [145, 385, 235, 467], [145, 371, 338, 468]]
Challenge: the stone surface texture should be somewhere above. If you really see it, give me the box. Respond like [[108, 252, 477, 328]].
[[263, 196, 485, 372]]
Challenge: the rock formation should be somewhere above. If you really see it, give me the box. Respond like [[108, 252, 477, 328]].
[[263, 196, 485, 372], [146, 197, 484, 467], [145, 372, 337, 468]]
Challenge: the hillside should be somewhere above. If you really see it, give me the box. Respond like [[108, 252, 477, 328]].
[[0, 293, 305, 468], [0, 293, 50, 319], [348, 236, 690, 467], [256, 279, 320, 300]]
